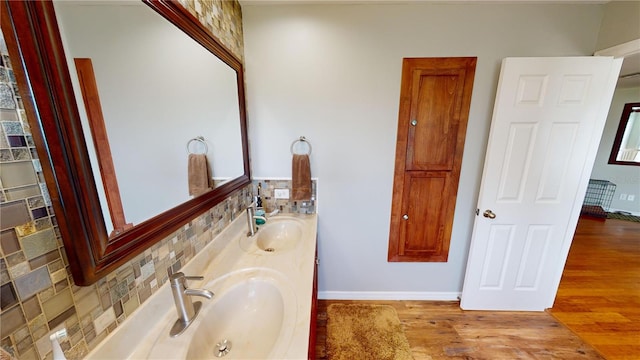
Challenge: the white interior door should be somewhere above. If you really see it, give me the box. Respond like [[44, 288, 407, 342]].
[[461, 57, 622, 311]]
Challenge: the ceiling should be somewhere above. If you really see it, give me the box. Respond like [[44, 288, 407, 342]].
[[239, 0, 639, 88]]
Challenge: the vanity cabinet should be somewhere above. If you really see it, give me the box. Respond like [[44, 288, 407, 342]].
[[308, 245, 318, 359]]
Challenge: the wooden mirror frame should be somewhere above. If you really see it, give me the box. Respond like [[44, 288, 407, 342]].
[[608, 102, 640, 166], [1, 0, 251, 285]]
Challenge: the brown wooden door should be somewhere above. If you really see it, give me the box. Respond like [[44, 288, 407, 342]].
[[389, 57, 476, 262]]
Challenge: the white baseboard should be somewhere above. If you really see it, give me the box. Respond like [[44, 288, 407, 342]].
[[318, 291, 461, 301]]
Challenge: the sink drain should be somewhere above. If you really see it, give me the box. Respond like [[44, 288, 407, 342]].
[[215, 339, 232, 357], [264, 248, 275, 252]]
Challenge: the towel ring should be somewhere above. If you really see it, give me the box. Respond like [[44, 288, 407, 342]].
[[290, 136, 312, 155], [187, 136, 208, 154]]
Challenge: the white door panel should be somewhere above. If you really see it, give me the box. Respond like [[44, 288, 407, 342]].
[[461, 57, 622, 311]]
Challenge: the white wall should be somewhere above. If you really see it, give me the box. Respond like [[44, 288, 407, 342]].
[[591, 87, 640, 215], [596, 1, 640, 51], [243, 3, 604, 297]]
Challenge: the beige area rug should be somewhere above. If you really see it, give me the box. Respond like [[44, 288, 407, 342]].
[[326, 304, 414, 360]]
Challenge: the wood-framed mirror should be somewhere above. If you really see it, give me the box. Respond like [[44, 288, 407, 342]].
[[608, 102, 640, 166], [1, 0, 251, 285]]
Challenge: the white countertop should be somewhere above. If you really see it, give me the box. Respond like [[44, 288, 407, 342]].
[[86, 213, 318, 360]]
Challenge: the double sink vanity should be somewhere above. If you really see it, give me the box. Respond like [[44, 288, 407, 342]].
[[86, 212, 318, 359]]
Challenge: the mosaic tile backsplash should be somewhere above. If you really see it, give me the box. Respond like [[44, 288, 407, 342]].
[[0, 1, 246, 359], [252, 179, 318, 215], [177, 0, 244, 60]]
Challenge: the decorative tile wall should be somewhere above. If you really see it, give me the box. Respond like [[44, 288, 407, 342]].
[[252, 179, 318, 215], [0, 1, 246, 359], [177, 0, 244, 60]]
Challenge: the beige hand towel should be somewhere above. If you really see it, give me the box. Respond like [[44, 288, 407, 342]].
[[292, 154, 311, 200], [188, 154, 212, 197]]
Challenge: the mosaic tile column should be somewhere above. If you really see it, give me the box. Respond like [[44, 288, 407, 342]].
[[0, 32, 71, 359], [178, 0, 244, 60], [0, 1, 248, 358]]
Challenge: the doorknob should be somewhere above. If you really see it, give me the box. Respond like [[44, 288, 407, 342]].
[[410, 120, 418, 126], [483, 210, 496, 219], [402, 214, 409, 220]]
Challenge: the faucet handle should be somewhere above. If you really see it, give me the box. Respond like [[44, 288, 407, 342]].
[[183, 275, 204, 281], [169, 272, 204, 287]]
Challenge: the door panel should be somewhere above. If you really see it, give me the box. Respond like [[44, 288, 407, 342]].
[[399, 172, 448, 258], [461, 57, 622, 311], [407, 69, 466, 171]]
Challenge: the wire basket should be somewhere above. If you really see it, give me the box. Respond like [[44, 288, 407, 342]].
[[581, 179, 616, 218]]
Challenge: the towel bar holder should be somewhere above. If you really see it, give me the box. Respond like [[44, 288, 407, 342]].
[[290, 136, 312, 155], [187, 136, 208, 154]]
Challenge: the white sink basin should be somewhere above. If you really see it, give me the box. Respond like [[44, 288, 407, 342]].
[[85, 214, 317, 360], [147, 268, 297, 359], [240, 217, 304, 253]]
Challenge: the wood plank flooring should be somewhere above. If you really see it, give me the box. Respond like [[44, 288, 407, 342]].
[[549, 217, 640, 360], [315, 217, 639, 359], [316, 300, 602, 359]]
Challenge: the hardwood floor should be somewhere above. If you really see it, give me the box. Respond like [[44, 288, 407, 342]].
[[315, 217, 639, 359], [316, 300, 603, 359], [549, 217, 640, 360]]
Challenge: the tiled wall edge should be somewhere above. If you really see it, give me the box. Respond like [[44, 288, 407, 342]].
[[251, 178, 318, 215], [0, 1, 246, 359]]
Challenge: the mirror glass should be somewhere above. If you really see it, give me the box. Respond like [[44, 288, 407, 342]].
[[53, 1, 245, 235], [609, 102, 640, 165]]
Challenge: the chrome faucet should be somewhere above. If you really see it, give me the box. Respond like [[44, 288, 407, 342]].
[[169, 272, 213, 337], [246, 203, 258, 237]]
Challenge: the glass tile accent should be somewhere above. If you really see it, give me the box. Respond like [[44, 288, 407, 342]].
[[25, 135, 34, 147], [22, 296, 42, 321], [6, 69, 15, 83], [30, 207, 47, 220], [27, 196, 44, 209], [6, 135, 25, 147], [0, 259, 9, 285], [0, 282, 18, 309], [6, 251, 25, 267], [15, 221, 36, 237], [42, 288, 72, 320], [0, 305, 25, 338], [39, 183, 51, 206], [1, 120, 23, 135], [19, 228, 57, 260], [0, 83, 16, 109], [75, 290, 100, 319], [28, 250, 60, 270], [50, 268, 67, 284], [0, 161, 37, 188], [0, 200, 30, 230], [0, 229, 20, 254], [11, 148, 30, 160], [0, 149, 12, 161], [0, 130, 8, 150], [47, 306, 76, 329], [5, 185, 40, 201], [13, 266, 51, 301], [31, 159, 42, 173], [7, 261, 29, 279]]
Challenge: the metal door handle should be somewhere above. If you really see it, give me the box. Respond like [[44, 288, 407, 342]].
[[402, 214, 409, 220], [483, 210, 496, 219], [410, 120, 418, 126]]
